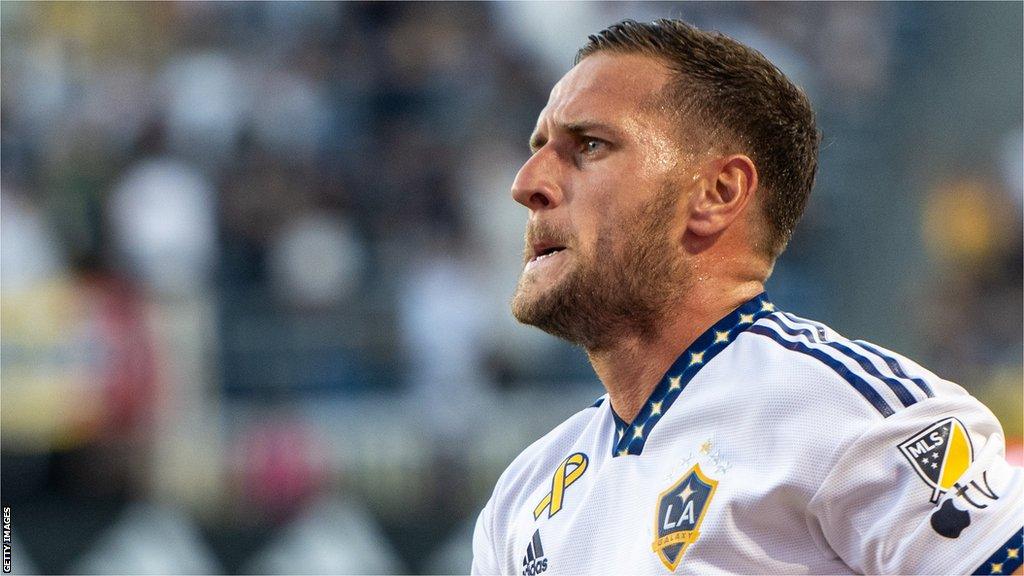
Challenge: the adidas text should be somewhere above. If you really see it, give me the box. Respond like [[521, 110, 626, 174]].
[[522, 558, 547, 576]]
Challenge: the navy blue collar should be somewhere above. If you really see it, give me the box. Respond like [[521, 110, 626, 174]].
[[609, 293, 776, 457]]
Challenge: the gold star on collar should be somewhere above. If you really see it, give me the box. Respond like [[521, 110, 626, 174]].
[[618, 448, 629, 457], [668, 375, 682, 390], [714, 330, 730, 344], [650, 401, 662, 416], [739, 313, 755, 324], [991, 562, 1003, 574], [689, 351, 705, 366], [760, 301, 776, 312], [1006, 548, 1019, 559], [633, 424, 645, 439]]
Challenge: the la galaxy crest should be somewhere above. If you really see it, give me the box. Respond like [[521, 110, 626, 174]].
[[652, 463, 718, 571]]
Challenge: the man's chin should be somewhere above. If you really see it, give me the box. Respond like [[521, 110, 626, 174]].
[[510, 284, 547, 327], [511, 276, 565, 327], [511, 291, 600, 349]]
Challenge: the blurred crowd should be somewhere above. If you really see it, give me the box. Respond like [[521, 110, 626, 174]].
[[1, 2, 1021, 574]]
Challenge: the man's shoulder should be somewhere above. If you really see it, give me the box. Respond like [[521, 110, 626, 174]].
[[488, 396, 606, 506], [724, 310, 968, 421], [502, 395, 606, 477]]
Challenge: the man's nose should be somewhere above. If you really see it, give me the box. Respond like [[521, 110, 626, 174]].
[[511, 149, 564, 211]]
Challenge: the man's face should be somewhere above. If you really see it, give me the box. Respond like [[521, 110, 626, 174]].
[[510, 53, 695, 350]]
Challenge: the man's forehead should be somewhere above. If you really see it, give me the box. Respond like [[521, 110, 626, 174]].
[[536, 53, 672, 131]]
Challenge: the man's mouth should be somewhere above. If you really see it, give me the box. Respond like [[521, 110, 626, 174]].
[[530, 243, 567, 263], [524, 242, 568, 273]]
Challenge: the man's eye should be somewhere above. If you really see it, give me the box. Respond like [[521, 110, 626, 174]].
[[581, 138, 605, 155]]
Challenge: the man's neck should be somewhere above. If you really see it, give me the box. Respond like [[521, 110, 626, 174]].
[[587, 280, 765, 423]]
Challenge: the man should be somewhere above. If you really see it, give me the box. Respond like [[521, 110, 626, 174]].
[[471, 19, 1023, 575]]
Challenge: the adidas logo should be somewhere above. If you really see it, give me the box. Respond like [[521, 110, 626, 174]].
[[521, 529, 548, 576]]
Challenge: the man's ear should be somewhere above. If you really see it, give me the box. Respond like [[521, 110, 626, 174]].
[[687, 154, 758, 237]]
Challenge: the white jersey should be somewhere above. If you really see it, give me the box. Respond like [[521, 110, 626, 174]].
[[472, 294, 1024, 575]]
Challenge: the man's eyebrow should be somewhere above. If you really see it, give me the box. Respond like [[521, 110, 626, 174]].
[[529, 132, 546, 152], [529, 120, 621, 151], [563, 120, 619, 137]]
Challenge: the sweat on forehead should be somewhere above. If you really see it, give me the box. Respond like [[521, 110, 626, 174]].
[[529, 54, 677, 146], [533, 52, 722, 162]]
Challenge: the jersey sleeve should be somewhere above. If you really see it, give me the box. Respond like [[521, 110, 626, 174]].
[[471, 494, 502, 575], [808, 393, 1024, 575]]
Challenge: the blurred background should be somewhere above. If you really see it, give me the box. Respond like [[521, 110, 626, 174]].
[[1, 1, 1021, 574]]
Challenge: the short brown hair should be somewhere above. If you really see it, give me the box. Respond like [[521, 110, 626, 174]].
[[577, 19, 820, 258]]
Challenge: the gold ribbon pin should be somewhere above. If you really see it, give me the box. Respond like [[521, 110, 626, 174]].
[[534, 452, 588, 519]]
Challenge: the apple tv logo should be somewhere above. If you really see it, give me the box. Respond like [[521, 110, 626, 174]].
[[930, 499, 971, 538]]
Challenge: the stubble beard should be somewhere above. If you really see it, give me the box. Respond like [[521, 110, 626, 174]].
[[511, 184, 689, 352]]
